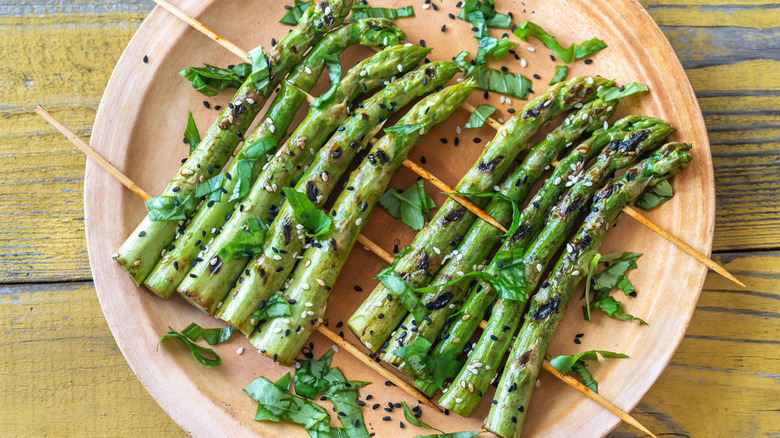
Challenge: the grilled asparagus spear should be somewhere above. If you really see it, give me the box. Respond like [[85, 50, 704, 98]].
[[382, 99, 618, 371], [249, 82, 477, 365], [142, 20, 407, 298], [113, 0, 353, 285], [484, 142, 692, 438], [218, 62, 460, 334], [414, 116, 665, 396], [437, 117, 673, 415], [176, 46, 434, 315], [348, 76, 611, 352]]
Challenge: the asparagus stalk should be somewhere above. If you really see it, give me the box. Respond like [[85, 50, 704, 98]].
[[382, 99, 618, 371], [250, 81, 477, 365], [437, 117, 673, 415], [177, 46, 435, 315], [348, 76, 610, 352], [142, 20, 407, 298], [219, 62, 460, 334], [416, 115, 664, 396], [113, 0, 353, 285], [484, 142, 692, 438]]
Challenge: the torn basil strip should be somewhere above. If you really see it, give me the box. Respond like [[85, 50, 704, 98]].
[[311, 54, 342, 109], [218, 217, 268, 262], [378, 180, 436, 231], [548, 350, 628, 393], [597, 82, 649, 101], [145, 195, 197, 221], [157, 326, 221, 367], [282, 187, 332, 238], [179, 63, 250, 96], [349, 4, 415, 21], [550, 65, 568, 85], [635, 179, 673, 210], [464, 104, 497, 129], [183, 111, 201, 155], [513, 20, 607, 63]]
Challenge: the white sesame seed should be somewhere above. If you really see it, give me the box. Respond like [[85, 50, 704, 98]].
[[282, 318, 291, 324], [273, 255, 282, 261], [307, 310, 315, 316], [536, 379, 542, 387], [449, 303, 456, 309], [245, 98, 255, 104], [366, 342, 373, 349], [498, 117, 505, 124], [356, 218, 362, 226], [181, 168, 194, 176], [237, 347, 244, 355], [520, 57, 528, 68], [456, 125, 462, 134], [304, 66, 312, 75], [537, 263, 543, 272], [506, 97, 512, 105], [574, 102, 584, 109], [571, 163, 578, 171], [268, 124, 275, 133], [273, 327, 282, 334], [527, 46, 536, 52], [404, 43, 413, 47], [572, 270, 580, 276], [494, 185, 501, 192], [603, 121, 609, 130], [321, 172, 329, 182], [554, 177, 562, 185], [324, 6, 331, 14], [455, 397, 463, 403], [133, 260, 140, 267], [228, 114, 234, 123], [397, 64, 403, 73], [383, 37, 388, 46], [422, 2, 430, 8], [433, 247, 441, 255], [452, 337, 461, 343], [304, 302, 313, 307], [301, 310, 308, 318], [457, 271, 465, 277], [316, 278, 326, 286], [457, 78, 465, 83], [499, 96, 505, 104], [462, 314, 470, 321], [332, 345, 339, 353]]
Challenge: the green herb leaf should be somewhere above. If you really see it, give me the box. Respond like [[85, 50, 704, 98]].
[[392, 338, 461, 390], [283, 187, 332, 238], [311, 54, 342, 109], [376, 266, 426, 322], [550, 65, 568, 85], [594, 252, 642, 295], [464, 104, 497, 129], [491, 36, 518, 61], [513, 20, 607, 63], [548, 350, 628, 393], [401, 401, 443, 433], [195, 173, 226, 203], [457, 0, 511, 29], [244, 375, 332, 433], [349, 4, 415, 21], [596, 82, 649, 101], [218, 217, 268, 262], [589, 295, 647, 324], [145, 195, 197, 221], [184, 111, 201, 155], [583, 252, 646, 324], [157, 326, 221, 367], [413, 431, 484, 438], [455, 52, 532, 100], [250, 293, 292, 323], [583, 253, 601, 322], [635, 179, 673, 210], [280, 0, 313, 25], [247, 45, 271, 95], [379, 181, 435, 231], [384, 122, 432, 137], [179, 63, 250, 96], [180, 322, 235, 345], [230, 137, 278, 201], [294, 350, 333, 399]]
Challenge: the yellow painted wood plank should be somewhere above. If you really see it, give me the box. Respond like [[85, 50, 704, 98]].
[[0, 281, 185, 437], [685, 60, 780, 92], [642, 0, 777, 5], [644, 4, 780, 29]]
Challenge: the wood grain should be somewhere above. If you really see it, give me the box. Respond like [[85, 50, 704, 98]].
[[0, 0, 777, 437]]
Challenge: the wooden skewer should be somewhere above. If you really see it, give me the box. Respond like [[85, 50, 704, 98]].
[[38, 62, 656, 433], [36, 108, 441, 409], [35, 105, 153, 201], [317, 325, 442, 412], [475, 321, 656, 437]]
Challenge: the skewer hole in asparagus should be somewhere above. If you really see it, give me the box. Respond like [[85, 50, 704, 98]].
[[249, 81, 478, 365], [381, 98, 620, 376], [434, 116, 674, 415], [141, 19, 408, 298], [484, 142, 692, 438], [113, 0, 354, 285], [348, 76, 611, 353], [175, 46, 436, 315], [215, 61, 461, 334]]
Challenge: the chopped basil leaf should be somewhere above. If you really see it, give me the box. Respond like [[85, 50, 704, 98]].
[[218, 217, 268, 262], [596, 82, 649, 101], [183, 111, 201, 155], [548, 350, 628, 393], [455, 52, 532, 100], [401, 401, 443, 433], [157, 326, 221, 367], [513, 20, 607, 63], [246, 45, 271, 95], [376, 266, 426, 322], [250, 293, 291, 323], [244, 375, 332, 433], [145, 195, 196, 221], [464, 104, 497, 129], [491, 36, 518, 61], [230, 137, 278, 201], [195, 173, 226, 203], [457, 0, 511, 29], [379, 181, 435, 231], [413, 432, 485, 438], [179, 63, 250, 96], [180, 322, 234, 345], [311, 54, 342, 109], [280, 0, 313, 25], [391, 337, 461, 390], [583, 252, 647, 324], [635, 179, 674, 210], [282, 187, 332, 238], [294, 349, 334, 399], [349, 4, 415, 21], [550, 65, 568, 85], [384, 122, 432, 137]]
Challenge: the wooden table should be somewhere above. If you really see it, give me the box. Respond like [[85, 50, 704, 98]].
[[1, 0, 777, 436]]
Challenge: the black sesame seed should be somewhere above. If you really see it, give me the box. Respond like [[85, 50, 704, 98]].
[[473, 138, 482, 144], [142, 55, 148, 63], [533, 74, 541, 80], [138, 231, 146, 237], [382, 416, 391, 422], [214, 105, 221, 110], [584, 59, 593, 65], [441, 25, 446, 32], [507, 108, 516, 113], [448, 12, 455, 19], [354, 285, 363, 292], [454, 137, 460, 146]]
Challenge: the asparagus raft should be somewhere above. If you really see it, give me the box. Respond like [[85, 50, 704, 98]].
[[484, 142, 692, 438], [114, 0, 353, 285], [216, 62, 460, 334], [349, 76, 610, 352], [250, 81, 477, 365], [142, 20, 407, 298], [177, 47, 435, 315]]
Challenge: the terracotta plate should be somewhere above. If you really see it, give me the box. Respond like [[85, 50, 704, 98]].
[[85, 0, 714, 436]]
